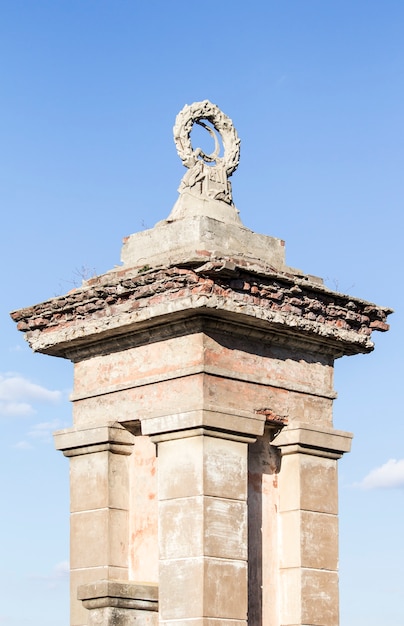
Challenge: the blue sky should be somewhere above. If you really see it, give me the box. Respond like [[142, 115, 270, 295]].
[[1, 2, 403, 624]]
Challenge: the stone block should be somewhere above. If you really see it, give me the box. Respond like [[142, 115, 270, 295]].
[[286, 393, 334, 427], [299, 455, 338, 514], [159, 557, 247, 620], [204, 497, 247, 560], [120, 212, 286, 270], [86, 607, 158, 626], [72, 393, 133, 428], [279, 568, 339, 626], [71, 509, 128, 569], [301, 568, 339, 626], [72, 375, 205, 427], [203, 437, 248, 500], [158, 435, 247, 501], [301, 511, 338, 570], [72, 333, 204, 399], [279, 453, 338, 514], [159, 497, 203, 559], [70, 451, 129, 512], [280, 510, 338, 570], [202, 332, 334, 398], [159, 496, 247, 560]]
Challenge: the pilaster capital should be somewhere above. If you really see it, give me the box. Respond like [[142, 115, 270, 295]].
[[54, 423, 134, 457], [272, 422, 353, 459], [149, 426, 257, 445], [130, 409, 266, 443]]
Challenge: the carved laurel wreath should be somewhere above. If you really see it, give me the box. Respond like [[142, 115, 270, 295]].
[[173, 100, 241, 176]]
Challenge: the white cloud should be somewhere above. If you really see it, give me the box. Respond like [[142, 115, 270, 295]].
[[2, 401, 35, 417], [27, 419, 64, 443], [10, 419, 67, 450], [359, 459, 404, 490], [9, 344, 23, 352], [13, 440, 33, 450], [0, 373, 62, 417], [51, 560, 70, 580], [31, 560, 69, 589]]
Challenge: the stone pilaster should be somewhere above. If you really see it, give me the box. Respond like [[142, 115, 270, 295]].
[[148, 422, 264, 626], [54, 424, 134, 626], [272, 423, 353, 626]]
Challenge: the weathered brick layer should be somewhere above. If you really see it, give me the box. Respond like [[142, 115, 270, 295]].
[[11, 258, 391, 358]]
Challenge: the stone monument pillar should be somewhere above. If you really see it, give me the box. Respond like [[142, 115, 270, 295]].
[[11, 100, 391, 626]]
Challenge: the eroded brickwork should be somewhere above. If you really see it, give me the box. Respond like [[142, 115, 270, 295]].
[[11, 258, 390, 359]]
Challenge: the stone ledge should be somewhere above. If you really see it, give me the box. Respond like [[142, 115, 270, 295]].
[[78, 579, 158, 610], [54, 423, 134, 457], [273, 422, 353, 459], [133, 409, 266, 440]]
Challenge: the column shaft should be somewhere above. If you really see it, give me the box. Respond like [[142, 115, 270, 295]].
[[154, 430, 252, 626], [54, 424, 134, 626], [273, 423, 352, 626]]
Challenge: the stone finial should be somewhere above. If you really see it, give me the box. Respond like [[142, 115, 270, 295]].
[[173, 100, 240, 205]]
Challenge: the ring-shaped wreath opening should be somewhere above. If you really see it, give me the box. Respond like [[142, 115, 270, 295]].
[[174, 100, 240, 176]]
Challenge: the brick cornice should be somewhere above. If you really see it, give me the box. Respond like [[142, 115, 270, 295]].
[[10, 259, 392, 360]]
